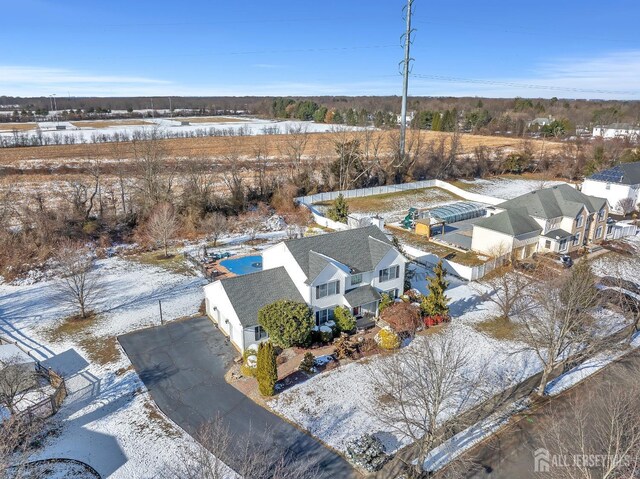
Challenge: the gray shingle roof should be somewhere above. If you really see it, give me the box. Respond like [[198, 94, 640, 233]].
[[220, 267, 305, 328], [474, 207, 542, 237], [344, 285, 382, 308], [543, 229, 573, 239], [284, 226, 394, 281], [498, 184, 606, 219], [588, 161, 640, 186]]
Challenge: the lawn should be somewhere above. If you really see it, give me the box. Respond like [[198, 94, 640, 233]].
[[126, 249, 195, 276], [314, 187, 462, 220], [449, 176, 568, 200], [71, 120, 152, 128], [388, 225, 486, 266], [0, 122, 37, 131], [169, 116, 246, 123]]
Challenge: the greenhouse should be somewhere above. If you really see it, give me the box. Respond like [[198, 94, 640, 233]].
[[421, 202, 487, 224]]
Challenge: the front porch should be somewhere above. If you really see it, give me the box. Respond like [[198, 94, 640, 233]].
[[345, 285, 381, 330]]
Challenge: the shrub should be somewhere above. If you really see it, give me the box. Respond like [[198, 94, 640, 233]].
[[380, 302, 421, 336], [378, 293, 393, 314], [299, 352, 315, 374], [345, 434, 388, 472], [375, 327, 401, 350], [421, 260, 451, 317], [240, 348, 258, 377], [256, 341, 277, 396], [334, 333, 360, 360], [327, 194, 349, 223], [359, 337, 380, 354], [258, 300, 314, 348], [314, 325, 333, 343], [334, 306, 356, 333]]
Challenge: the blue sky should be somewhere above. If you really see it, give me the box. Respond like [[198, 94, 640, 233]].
[[2, 0, 639, 99]]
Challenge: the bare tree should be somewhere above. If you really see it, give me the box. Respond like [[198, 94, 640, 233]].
[[239, 207, 265, 242], [516, 261, 607, 396], [0, 356, 38, 415], [539, 368, 640, 479], [0, 416, 40, 479], [616, 197, 637, 215], [164, 414, 319, 479], [55, 241, 100, 319], [203, 212, 228, 247], [474, 266, 535, 322], [131, 130, 175, 212], [279, 125, 309, 181], [371, 334, 480, 476], [146, 202, 179, 258]]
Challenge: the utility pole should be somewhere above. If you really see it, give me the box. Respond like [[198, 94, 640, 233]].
[[399, 0, 415, 166]]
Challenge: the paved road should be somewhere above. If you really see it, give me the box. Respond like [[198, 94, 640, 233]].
[[447, 347, 640, 478], [119, 317, 354, 478]]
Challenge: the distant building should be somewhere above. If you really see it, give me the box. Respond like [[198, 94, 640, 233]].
[[527, 117, 554, 128], [592, 123, 640, 141], [582, 161, 640, 214]]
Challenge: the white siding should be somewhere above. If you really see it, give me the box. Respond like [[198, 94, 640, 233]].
[[310, 263, 349, 310], [370, 248, 405, 295], [471, 226, 514, 256], [203, 281, 245, 352], [582, 180, 637, 214]]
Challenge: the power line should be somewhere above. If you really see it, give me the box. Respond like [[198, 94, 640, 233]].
[[409, 73, 639, 96]]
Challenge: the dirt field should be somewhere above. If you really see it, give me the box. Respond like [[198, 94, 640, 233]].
[[169, 116, 246, 123], [0, 130, 563, 165], [0, 123, 38, 131], [71, 120, 152, 128]]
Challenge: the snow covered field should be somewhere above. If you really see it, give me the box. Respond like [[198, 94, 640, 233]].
[[457, 177, 568, 200], [0, 257, 213, 478], [0, 117, 363, 146]]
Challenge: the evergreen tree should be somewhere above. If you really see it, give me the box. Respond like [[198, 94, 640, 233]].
[[327, 194, 349, 223], [431, 112, 442, 131], [313, 106, 328, 123], [333, 111, 344, 124], [256, 341, 278, 396], [421, 260, 450, 317]]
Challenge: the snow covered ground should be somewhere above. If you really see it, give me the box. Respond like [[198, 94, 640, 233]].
[[457, 177, 568, 200], [0, 117, 363, 146], [270, 264, 542, 455], [0, 256, 219, 478]]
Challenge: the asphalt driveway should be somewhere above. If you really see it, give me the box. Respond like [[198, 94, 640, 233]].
[[119, 317, 353, 478]]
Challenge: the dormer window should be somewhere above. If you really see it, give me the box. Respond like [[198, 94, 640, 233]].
[[351, 273, 363, 286], [598, 208, 605, 221], [576, 214, 584, 227]]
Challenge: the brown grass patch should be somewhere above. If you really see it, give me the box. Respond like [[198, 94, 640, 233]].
[[315, 187, 461, 214], [474, 317, 523, 341], [0, 123, 37, 131], [0, 130, 562, 165], [78, 335, 122, 365], [71, 120, 152, 128], [140, 399, 181, 437], [388, 225, 486, 266], [42, 312, 100, 343], [127, 250, 194, 276], [170, 116, 246, 123]]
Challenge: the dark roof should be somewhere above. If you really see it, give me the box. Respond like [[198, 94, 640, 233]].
[[220, 267, 305, 328], [498, 184, 606, 219], [344, 285, 382, 308], [588, 162, 640, 186], [543, 229, 573, 240], [284, 226, 394, 280], [474, 208, 542, 237]]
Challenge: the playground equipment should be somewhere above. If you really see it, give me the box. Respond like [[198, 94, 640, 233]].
[[402, 207, 419, 229]]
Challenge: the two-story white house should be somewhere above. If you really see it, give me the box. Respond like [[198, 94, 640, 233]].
[[592, 124, 640, 141], [204, 226, 406, 352], [581, 162, 640, 215], [471, 184, 609, 258]]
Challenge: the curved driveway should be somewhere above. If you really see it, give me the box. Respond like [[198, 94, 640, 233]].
[[119, 317, 354, 478]]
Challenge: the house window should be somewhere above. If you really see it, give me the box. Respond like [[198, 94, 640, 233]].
[[573, 232, 581, 246], [607, 224, 613, 235], [315, 308, 334, 325], [598, 208, 606, 221], [544, 240, 551, 249], [315, 280, 340, 299], [596, 226, 603, 239], [576, 215, 584, 228], [351, 273, 363, 286], [254, 326, 268, 341], [559, 239, 568, 252], [385, 288, 399, 299], [378, 265, 400, 283]]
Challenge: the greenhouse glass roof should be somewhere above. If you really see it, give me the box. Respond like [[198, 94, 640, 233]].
[[423, 202, 487, 224]]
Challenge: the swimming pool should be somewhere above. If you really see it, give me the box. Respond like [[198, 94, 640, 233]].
[[220, 255, 263, 275]]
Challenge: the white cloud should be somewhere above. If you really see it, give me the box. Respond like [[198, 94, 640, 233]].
[[3, 50, 640, 99]]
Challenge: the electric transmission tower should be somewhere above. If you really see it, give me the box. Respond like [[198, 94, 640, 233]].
[[398, 0, 415, 166]]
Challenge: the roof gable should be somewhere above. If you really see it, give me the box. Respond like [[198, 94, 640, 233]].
[[498, 184, 605, 219], [220, 267, 305, 328], [283, 226, 394, 281], [474, 208, 542, 237]]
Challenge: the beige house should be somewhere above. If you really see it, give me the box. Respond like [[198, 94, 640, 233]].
[[471, 185, 609, 258]]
